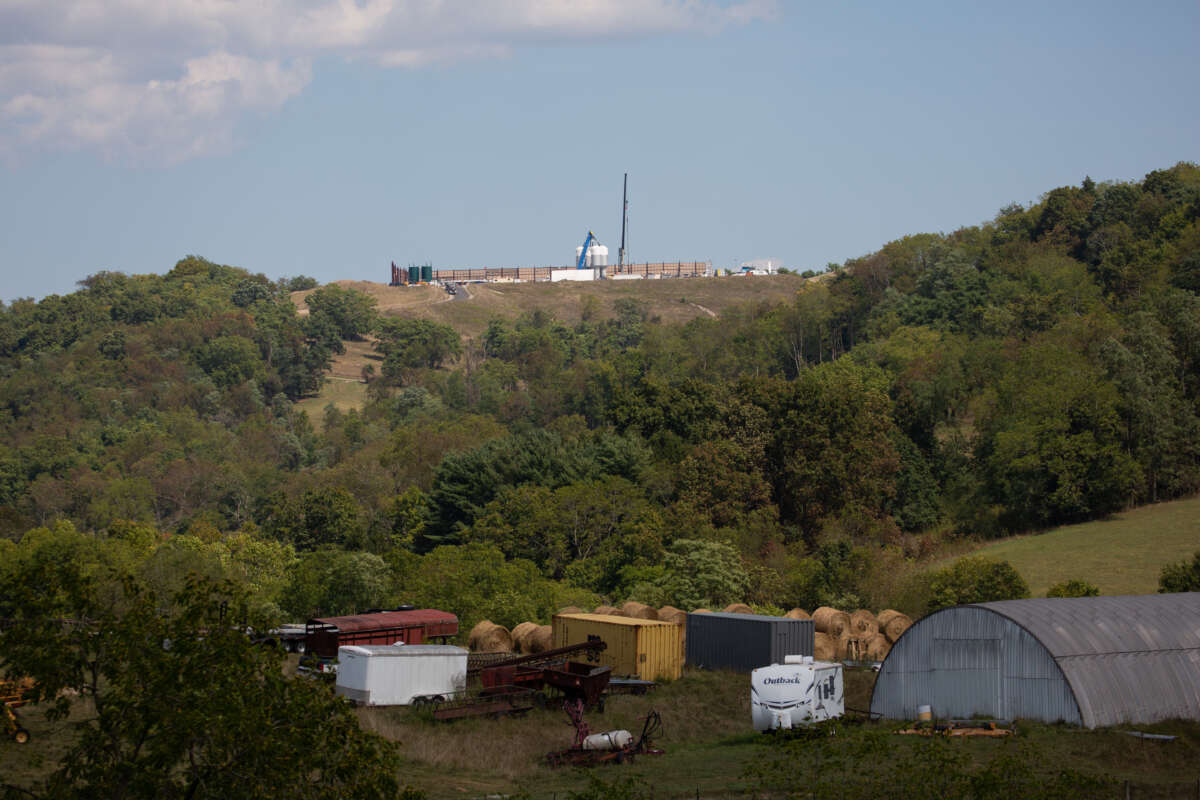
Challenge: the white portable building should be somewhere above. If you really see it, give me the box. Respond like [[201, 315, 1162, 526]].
[[551, 268, 599, 282], [335, 644, 467, 706], [751, 656, 844, 731]]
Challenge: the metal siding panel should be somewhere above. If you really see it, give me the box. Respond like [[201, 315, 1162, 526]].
[[552, 614, 681, 680], [869, 607, 1081, 724], [686, 613, 813, 672]]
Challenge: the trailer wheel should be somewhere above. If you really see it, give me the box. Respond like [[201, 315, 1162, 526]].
[[13, 728, 29, 744]]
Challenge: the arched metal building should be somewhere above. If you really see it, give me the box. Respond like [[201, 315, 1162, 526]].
[[869, 593, 1200, 728]]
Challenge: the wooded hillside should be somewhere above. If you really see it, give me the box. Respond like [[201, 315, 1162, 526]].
[[2, 162, 1198, 626]]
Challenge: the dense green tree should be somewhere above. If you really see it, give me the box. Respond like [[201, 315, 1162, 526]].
[[978, 337, 1140, 531], [0, 564, 401, 799], [375, 317, 462, 376], [303, 284, 377, 339]]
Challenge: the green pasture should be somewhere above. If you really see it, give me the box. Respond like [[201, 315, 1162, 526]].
[[967, 496, 1200, 596]]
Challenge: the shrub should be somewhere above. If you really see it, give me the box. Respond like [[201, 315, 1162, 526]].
[[926, 556, 1030, 612], [1158, 550, 1200, 592], [1045, 579, 1099, 598]]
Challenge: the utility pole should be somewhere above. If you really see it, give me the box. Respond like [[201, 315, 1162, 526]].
[[618, 172, 628, 268]]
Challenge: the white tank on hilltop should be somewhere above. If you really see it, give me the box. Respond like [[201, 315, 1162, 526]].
[[589, 244, 608, 267], [751, 657, 843, 731]]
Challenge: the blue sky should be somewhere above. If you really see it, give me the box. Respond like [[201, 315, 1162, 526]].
[[2, 0, 1198, 303]]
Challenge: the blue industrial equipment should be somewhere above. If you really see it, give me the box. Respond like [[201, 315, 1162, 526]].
[[577, 231, 598, 269]]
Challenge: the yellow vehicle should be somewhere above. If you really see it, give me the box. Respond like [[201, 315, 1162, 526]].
[[1, 677, 34, 744]]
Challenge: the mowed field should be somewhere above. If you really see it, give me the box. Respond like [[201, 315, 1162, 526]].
[[292, 274, 809, 340], [963, 496, 1200, 596]]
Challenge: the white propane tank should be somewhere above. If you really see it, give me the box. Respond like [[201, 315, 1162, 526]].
[[590, 244, 608, 267], [581, 730, 634, 751]]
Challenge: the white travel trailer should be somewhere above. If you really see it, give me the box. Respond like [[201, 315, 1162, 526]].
[[335, 644, 467, 706], [751, 655, 844, 731]]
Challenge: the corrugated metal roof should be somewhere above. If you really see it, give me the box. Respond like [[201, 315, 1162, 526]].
[[870, 593, 1200, 728], [309, 609, 458, 633], [339, 645, 468, 658], [553, 613, 675, 628], [971, 593, 1200, 728], [972, 594, 1200, 655]]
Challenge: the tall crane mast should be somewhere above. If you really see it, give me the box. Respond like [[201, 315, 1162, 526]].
[[618, 173, 628, 268]]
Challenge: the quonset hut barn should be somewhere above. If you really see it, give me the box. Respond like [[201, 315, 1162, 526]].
[[869, 593, 1200, 728]]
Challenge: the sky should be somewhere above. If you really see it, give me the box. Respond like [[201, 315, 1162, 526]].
[[1, 0, 1198, 303]]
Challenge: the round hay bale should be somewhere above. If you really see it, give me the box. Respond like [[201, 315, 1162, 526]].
[[834, 632, 854, 660], [723, 603, 755, 615], [511, 621, 538, 653], [865, 633, 890, 662], [849, 609, 879, 638], [657, 606, 687, 626], [621, 601, 658, 620], [468, 621, 513, 653], [692, 608, 712, 614], [812, 607, 850, 637], [556, 606, 582, 616], [784, 608, 810, 620], [814, 632, 836, 661], [593, 605, 619, 617], [527, 625, 553, 654], [879, 611, 913, 643]]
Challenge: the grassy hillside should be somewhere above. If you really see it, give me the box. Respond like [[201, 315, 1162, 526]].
[[293, 274, 809, 340], [292, 274, 809, 422], [964, 496, 1200, 596]]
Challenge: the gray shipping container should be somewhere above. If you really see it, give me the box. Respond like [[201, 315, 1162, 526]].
[[686, 612, 814, 672]]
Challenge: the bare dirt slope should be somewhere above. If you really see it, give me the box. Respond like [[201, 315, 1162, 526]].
[[292, 274, 807, 341]]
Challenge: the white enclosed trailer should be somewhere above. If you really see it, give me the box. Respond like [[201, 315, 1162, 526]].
[[751, 655, 844, 731], [335, 644, 467, 706]]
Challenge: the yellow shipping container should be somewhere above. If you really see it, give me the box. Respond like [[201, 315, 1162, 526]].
[[552, 613, 682, 680]]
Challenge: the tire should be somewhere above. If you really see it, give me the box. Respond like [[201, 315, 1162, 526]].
[[14, 728, 30, 744]]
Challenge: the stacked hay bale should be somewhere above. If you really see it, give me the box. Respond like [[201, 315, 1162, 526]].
[[723, 603, 755, 614], [593, 605, 619, 616], [864, 633, 890, 662], [784, 608, 810, 620], [510, 622, 538, 653], [877, 609, 913, 643], [849, 610, 879, 638], [656, 606, 687, 626], [692, 608, 712, 614], [813, 607, 850, 638], [526, 625, 553, 654], [556, 606, 582, 616], [805, 606, 904, 662], [467, 620, 514, 653], [814, 632, 837, 661], [621, 601, 659, 620]]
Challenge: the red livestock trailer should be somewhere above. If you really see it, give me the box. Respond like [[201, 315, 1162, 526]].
[[305, 610, 458, 659]]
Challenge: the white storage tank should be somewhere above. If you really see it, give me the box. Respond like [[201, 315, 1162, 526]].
[[335, 644, 467, 706], [751, 656, 843, 731], [589, 244, 608, 267]]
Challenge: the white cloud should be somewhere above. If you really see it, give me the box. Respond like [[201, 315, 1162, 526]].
[[0, 0, 775, 164]]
